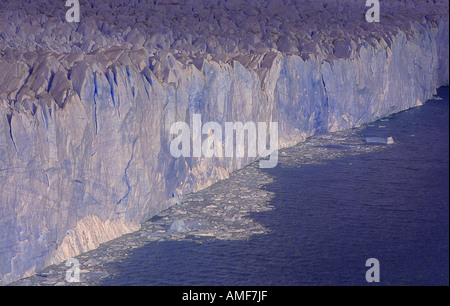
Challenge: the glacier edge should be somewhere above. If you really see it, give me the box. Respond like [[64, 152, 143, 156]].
[[0, 20, 449, 285]]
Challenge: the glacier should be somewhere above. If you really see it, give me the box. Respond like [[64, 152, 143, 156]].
[[0, 0, 449, 284]]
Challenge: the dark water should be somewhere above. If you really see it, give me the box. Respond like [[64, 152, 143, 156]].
[[101, 87, 449, 286]]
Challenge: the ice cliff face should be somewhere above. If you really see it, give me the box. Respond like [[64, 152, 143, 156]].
[[0, 0, 449, 284]]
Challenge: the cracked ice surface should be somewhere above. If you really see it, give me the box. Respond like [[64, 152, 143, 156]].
[[0, 0, 449, 284]]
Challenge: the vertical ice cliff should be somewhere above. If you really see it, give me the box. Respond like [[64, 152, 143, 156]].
[[0, 0, 449, 284]]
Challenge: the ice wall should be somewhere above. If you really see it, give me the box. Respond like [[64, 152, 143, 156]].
[[0, 0, 449, 284]]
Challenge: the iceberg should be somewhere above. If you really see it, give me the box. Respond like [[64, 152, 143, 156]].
[[169, 220, 187, 233], [365, 137, 395, 145], [0, 0, 448, 284]]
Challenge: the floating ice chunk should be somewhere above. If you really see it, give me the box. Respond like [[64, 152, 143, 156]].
[[84, 259, 100, 266], [365, 137, 395, 144], [386, 137, 395, 145], [169, 220, 187, 233], [184, 220, 207, 229], [430, 95, 443, 101]]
